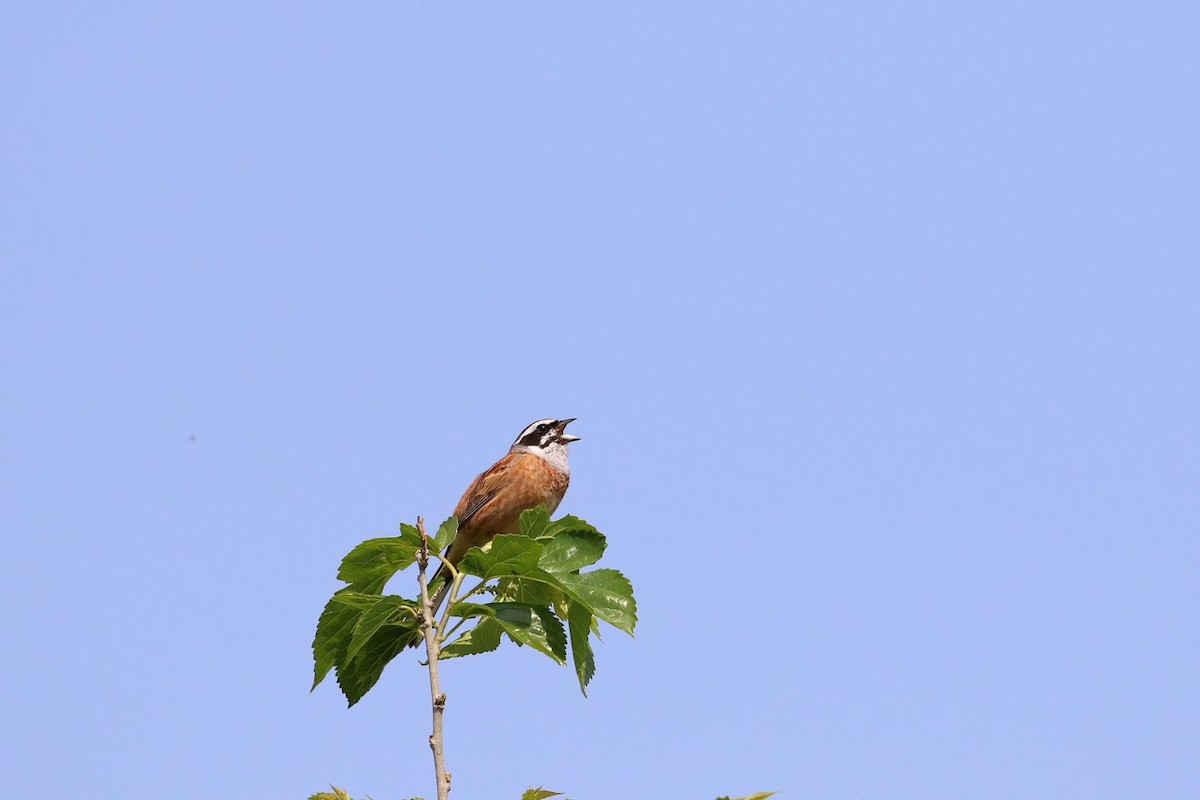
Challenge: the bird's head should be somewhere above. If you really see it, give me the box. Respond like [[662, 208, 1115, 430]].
[[511, 418, 580, 452]]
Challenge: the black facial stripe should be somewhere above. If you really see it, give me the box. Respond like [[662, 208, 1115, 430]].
[[514, 419, 557, 448], [517, 431, 547, 447]]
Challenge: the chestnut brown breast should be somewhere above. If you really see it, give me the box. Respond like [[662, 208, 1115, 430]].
[[444, 451, 570, 565]]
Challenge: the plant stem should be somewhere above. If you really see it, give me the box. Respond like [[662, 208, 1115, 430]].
[[435, 571, 467, 638], [417, 517, 451, 800]]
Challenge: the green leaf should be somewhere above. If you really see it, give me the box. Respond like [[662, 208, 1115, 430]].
[[531, 606, 568, 663], [446, 601, 496, 619], [308, 787, 355, 800], [507, 566, 567, 588], [459, 534, 544, 579], [541, 514, 600, 540], [552, 596, 570, 628], [337, 537, 418, 593], [494, 574, 562, 605], [432, 516, 458, 552], [568, 602, 595, 695], [314, 511, 632, 706], [521, 790, 563, 800], [555, 568, 637, 635], [540, 528, 606, 574], [441, 617, 503, 659], [518, 505, 551, 538], [490, 603, 567, 664], [336, 621, 416, 706], [312, 591, 378, 690], [347, 596, 418, 663], [399, 522, 423, 547]]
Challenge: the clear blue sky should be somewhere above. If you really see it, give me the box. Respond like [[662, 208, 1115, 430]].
[[3, 4, 1198, 799]]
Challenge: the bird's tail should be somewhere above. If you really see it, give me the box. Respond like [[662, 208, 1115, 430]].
[[427, 562, 453, 617]]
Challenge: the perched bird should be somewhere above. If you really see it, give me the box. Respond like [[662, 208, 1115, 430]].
[[427, 418, 580, 613]]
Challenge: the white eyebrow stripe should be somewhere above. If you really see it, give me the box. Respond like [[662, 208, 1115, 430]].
[[514, 418, 557, 443]]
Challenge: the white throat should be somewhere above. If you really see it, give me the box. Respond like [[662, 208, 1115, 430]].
[[519, 441, 571, 475]]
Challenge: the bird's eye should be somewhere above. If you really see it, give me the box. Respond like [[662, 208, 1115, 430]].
[[536, 423, 551, 433]]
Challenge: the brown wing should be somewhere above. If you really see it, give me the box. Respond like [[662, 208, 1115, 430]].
[[445, 451, 523, 564], [453, 457, 515, 528], [444, 451, 570, 566]]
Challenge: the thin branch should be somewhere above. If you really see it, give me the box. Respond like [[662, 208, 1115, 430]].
[[431, 550, 460, 573], [417, 517, 452, 800], [438, 577, 493, 645], [435, 571, 468, 642], [442, 615, 470, 642]]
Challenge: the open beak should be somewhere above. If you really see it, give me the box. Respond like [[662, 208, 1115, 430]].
[[556, 418, 580, 443]]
